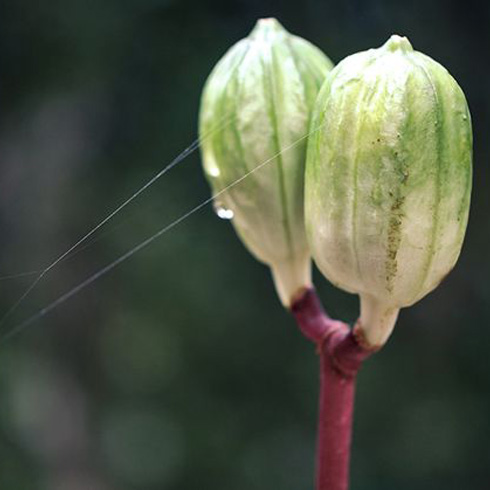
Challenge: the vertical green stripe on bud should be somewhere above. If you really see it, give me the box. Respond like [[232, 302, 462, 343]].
[[305, 35, 472, 346], [199, 18, 333, 306]]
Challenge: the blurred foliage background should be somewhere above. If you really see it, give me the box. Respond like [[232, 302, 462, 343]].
[[0, 0, 488, 489]]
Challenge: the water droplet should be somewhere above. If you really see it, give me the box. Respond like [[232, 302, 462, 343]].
[[213, 202, 234, 220]]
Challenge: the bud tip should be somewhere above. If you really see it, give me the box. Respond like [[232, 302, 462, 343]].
[[250, 17, 285, 40], [383, 34, 413, 53]]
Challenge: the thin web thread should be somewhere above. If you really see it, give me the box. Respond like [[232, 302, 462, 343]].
[[0, 113, 234, 327], [1, 120, 324, 343], [0, 271, 42, 281]]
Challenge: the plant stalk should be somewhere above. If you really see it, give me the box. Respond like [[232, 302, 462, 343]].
[[291, 288, 375, 490]]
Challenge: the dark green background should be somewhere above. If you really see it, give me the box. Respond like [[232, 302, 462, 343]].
[[0, 1, 488, 489]]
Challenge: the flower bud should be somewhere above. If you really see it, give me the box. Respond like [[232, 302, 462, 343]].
[[305, 35, 472, 346], [199, 18, 333, 306]]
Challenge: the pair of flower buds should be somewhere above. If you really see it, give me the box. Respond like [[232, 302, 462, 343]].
[[199, 18, 472, 347]]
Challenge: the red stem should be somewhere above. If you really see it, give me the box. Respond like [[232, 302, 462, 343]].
[[291, 288, 375, 490]]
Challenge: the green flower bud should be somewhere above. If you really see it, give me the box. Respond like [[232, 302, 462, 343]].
[[305, 35, 472, 346], [199, 18, 333, 306]]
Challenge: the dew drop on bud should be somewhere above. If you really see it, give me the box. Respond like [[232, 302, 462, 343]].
[[213, 202, 234, 220]]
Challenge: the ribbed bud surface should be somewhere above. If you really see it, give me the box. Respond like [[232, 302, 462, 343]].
[[305, 35, 472, 345], [200, 18, 333, 305]]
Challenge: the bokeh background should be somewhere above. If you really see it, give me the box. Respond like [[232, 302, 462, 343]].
[[0, 1, 489, 489]]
